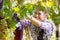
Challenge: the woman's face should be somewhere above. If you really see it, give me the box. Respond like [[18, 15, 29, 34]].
[[34, 12, 39, 19], [34, 11, 45, 21]]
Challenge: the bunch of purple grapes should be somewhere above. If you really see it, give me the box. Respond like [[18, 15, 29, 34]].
[[13, 13, 24, 30], [13, 13, 20, 22], [0, 0, 3, 11], [13, 13, 31, 30], [0, 0, 4, 20]]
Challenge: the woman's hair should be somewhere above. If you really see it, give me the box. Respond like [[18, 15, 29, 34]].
[[44, 11, 48, 14], [35, 10, 40, 14], [34, 10, 42, 14], [44, 11, 49, 19]]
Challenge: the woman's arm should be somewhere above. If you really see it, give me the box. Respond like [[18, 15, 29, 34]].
[[27, 15, 41, 27], [13, 13, 30, 30], [16, 19, 31, 30], [27, 15, 53, 31]]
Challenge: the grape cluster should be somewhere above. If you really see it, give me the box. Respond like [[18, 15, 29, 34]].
[[0, 0, 4, 20], [13, 13, 20, 22], [13, 13, 31, 30], [0, 0, 3, 11], [13, 13, 24, 30]]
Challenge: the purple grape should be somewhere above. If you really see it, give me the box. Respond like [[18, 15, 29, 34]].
[[0, 0, 3, 11], [13, 13, 24, 30], [13, 13, 20, 22], [13, 13, 31, 30]]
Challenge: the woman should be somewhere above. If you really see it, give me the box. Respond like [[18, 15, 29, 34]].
[[14, 10, 53, 40]]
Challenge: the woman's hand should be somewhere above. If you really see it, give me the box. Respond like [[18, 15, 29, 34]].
[[26, 15, 31, 20]]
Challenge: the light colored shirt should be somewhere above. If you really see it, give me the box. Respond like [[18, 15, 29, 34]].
[[40, 21, 53, 35], [16, 19, 53, 34], [16, 19, 53, 40]]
